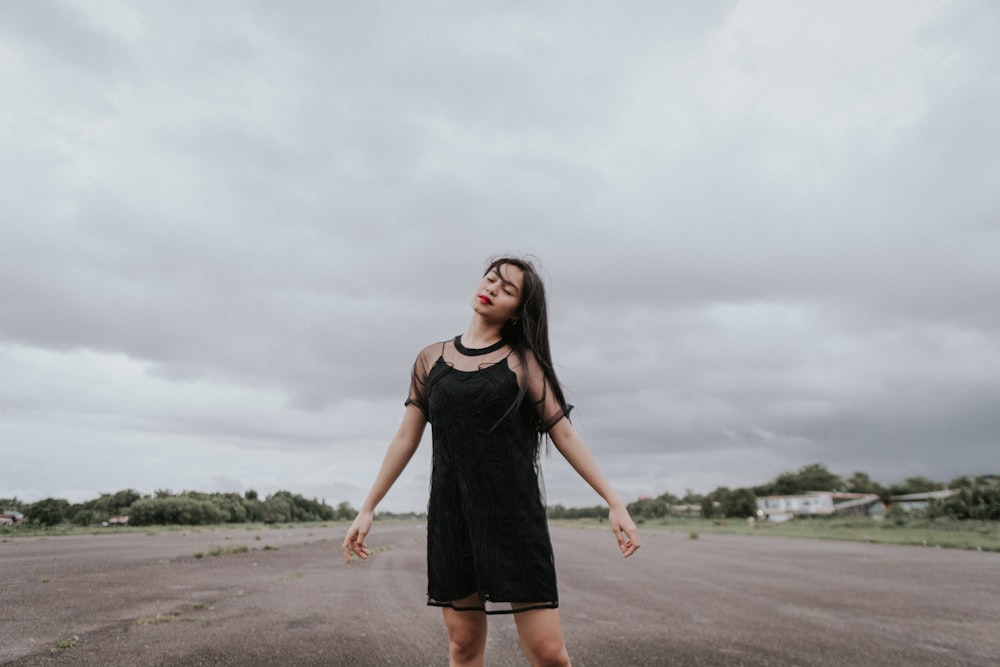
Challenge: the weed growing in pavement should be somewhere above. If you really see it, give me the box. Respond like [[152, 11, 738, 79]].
[[51, 636, 78, 652], [135, 612, 198, 626], [201, 544, 250, 557]]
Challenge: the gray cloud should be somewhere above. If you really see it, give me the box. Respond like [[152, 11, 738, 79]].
[[1, 1, 997, 511]]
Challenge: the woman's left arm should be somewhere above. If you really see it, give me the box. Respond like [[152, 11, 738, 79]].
[[549, 418, 640, 558]]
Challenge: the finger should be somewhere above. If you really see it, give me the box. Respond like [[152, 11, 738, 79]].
[[348, 534, 370, 561], [355, 533, 368, 558], [342, 530, 356, 562], [611, 526, 627, 553], [622, 527, 640, 557], [344, 541, 369, 562]]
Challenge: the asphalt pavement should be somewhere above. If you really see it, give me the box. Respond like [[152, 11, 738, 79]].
[[1, 522, 998, 666]]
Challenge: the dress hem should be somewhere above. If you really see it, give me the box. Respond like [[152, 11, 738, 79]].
[[427, 600, 559, 615]]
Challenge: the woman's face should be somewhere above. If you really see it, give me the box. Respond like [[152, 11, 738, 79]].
[[471, 262, 525, 324]]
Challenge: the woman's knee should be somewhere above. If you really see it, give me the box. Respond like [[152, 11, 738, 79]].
[[447, 625, 486, 660], [525, 637, 570, 667], [443, 607, 487, 664], [513, 607, 571, 667]]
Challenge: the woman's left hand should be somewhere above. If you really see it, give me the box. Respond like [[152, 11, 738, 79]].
[[609, 504, 640, 557]]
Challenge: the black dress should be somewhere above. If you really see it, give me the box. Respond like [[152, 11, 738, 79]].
[[405, 336, 571, 614]]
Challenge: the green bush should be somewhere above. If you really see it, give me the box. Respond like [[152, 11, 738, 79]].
[[128, 497, 228, 526]]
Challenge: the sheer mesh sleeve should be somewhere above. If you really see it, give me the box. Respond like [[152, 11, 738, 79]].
[[404, 343, 439, 418], [522, 350, 572, 432]]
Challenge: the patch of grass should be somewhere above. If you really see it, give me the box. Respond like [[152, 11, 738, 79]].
[[52, 636, 79, 652], [135, 611, 199, 626], [556, 516, 1000, 551], [1, 520, 409, 542], [688, 531, 699, 540], [204, 544, 250, 557], [262, 544, 279, 551]]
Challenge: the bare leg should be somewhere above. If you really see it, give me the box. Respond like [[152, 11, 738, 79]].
[[441, 593, 488, 667], [512, 604, 571, 667]]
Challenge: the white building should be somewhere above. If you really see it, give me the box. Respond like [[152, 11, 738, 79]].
[[756, 492, 883, 522]]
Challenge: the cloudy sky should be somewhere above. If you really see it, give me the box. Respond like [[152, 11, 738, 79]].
[[2, 1, 998, 512]]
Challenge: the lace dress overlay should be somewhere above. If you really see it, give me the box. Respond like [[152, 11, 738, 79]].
[[405, 336, 570, 614]]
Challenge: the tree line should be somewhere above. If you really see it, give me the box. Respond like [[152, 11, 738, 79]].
[[6, 464, 998, 528], [1, 489, 358, 528], [623, 464, 1000, 522]]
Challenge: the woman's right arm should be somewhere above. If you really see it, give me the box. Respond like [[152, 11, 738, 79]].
[[341, 404, 427, 563]]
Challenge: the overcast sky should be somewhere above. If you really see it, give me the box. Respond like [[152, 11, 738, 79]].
[[2, 1, 998, 512]]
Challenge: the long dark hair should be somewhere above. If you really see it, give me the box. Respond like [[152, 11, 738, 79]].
[[486, 256, 570, 436]]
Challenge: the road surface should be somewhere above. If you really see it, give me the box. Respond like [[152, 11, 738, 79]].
[[2, 523, 998, 665]]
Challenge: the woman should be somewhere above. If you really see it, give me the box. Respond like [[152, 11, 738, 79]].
[[342, 256, 640, 667]]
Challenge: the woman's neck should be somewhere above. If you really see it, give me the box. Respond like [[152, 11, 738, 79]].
[[462, 315, 503, 349]]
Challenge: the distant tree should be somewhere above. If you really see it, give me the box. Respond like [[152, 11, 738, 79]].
[[1, 497, 24, 511], [627, 497, 669, 519], [704, 487, 732, 519], [244, 489, 259, 501], [948, 475, 973, 490], [335, 501, 357, 521], [26, 498, 70, 527], [71, 509, 96, 527], [243, 497, 266, 522], [264, 494, 294, 523], [700, 495, 716, 519], [681, 489, 705, 506], [771, 463, 842, 495], [845, 471, 887, 498], [721, 488, 758, 518], [933, 475, 1000, 520], [655, 490, 680, 505], [888, 476, 943, 497], [84, 489, 142, 517], [128, 497, 228, 526], [264, 491, 336, 521], [112, 489, 141, 510], [548, 503, 568, 519], [211, 493, 248, 523]]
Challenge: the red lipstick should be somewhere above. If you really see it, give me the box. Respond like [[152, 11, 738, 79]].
[[479, 295, 492, 305]]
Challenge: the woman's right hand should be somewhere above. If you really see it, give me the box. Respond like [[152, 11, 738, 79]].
[[342, 509, 374, 563]]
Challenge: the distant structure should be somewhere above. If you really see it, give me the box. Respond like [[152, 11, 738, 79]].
[[0, 510, 26, 525], [756, 492, 884, 522], [888, 489, 956, 512]]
